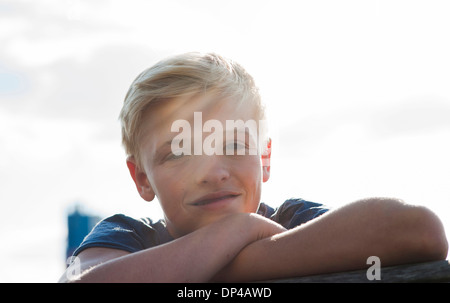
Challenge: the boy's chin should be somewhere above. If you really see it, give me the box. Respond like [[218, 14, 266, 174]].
[[196, 212, 238, 228], [177, 211, 242, 236]]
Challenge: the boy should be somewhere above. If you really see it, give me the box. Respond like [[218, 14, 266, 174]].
[[59, 52, 448, 283]]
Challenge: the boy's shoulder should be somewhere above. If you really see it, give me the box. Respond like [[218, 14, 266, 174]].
[[72, 213, 173, 256], [259, 198, 329, 229]]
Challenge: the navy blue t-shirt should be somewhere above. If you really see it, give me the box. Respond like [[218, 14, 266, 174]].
[[73, 198, 329, 256]]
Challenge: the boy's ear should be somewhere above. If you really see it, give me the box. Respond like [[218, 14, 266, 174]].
[[126, 156, 155, 202], [261, 138, 272, 183]]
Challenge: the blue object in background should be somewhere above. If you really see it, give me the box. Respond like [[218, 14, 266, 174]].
[[66, 205, 101, 259]]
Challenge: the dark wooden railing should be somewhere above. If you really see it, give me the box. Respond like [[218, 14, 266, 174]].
[[263, 260, 450, 283]]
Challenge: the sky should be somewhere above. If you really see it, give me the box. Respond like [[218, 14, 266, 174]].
[[0, 0, 449, 282]]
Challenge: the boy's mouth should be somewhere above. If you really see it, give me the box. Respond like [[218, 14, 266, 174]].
[[190, 191, 241, 206]]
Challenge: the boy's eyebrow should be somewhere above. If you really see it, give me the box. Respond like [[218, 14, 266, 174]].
[[153, 140, 177, 161], [153, 128, 257, 159], [225, 127, 258, 141]]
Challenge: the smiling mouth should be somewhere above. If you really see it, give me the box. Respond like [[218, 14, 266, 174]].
[[190, 192, 241, 206]]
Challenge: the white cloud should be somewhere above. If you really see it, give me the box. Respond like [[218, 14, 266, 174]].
[[2, 0, 450, 281]]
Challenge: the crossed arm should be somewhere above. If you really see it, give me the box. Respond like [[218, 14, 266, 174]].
[[59, 198, 448, 283]]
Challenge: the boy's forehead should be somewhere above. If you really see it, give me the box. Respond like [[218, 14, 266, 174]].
[[139, 93, 260, 155], [142, 93, 258, 132]]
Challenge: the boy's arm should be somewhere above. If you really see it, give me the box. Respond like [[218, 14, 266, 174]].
[[213, 198, 448, 282], [58, 213, 285, 283]]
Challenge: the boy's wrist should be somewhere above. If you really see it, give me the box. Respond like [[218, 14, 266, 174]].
[[210, 213, 285, 247], [244, 213, 287, 242]]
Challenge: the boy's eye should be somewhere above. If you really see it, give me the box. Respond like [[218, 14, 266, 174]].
[[166, 150, 185, 161], [224, 141, 247, 155]]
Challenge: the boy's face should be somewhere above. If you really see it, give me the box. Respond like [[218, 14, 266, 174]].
[[127, 93, 271, 238]]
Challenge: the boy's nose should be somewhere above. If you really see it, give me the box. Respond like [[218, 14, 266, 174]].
[[194, 155, 230, 185]]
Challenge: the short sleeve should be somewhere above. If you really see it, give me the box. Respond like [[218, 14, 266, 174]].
[[267, 198, 329, 229], [72, 214, 170, 256]]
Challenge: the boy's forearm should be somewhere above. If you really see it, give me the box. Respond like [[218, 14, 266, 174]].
[[71, 213, 284, 282], [73, 214, 248, 282], [213, 198, 448, 282]]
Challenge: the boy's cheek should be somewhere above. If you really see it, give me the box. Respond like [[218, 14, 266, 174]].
[[165, 211, 227, 237], [235, 155, 263, 177]]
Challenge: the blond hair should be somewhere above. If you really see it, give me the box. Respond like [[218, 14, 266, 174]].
[[119, 52, 266, 167]]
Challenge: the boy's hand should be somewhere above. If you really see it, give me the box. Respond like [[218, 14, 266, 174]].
[[209, 213, 286, 282], [247, 213, 287, 241]]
